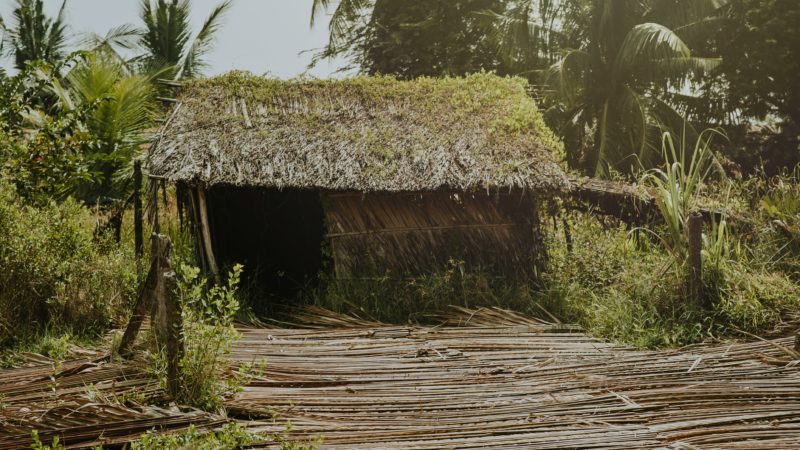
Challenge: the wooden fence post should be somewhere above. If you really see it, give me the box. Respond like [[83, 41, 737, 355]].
[[118, 233, 184, 397], [153, 269, 182, 399], [687, 211, 703, 306], [134, 160, 144, 259]]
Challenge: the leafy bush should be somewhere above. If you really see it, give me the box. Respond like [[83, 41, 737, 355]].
[[165, 263, 244, 411], [538, 212, 800, 348], [0, 178, 136, 348]]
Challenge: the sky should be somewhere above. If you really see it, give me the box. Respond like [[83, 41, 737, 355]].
[[0, 0, 350, 78]]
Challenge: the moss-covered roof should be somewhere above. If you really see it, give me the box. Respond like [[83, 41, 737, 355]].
[[149, 71, 569, 192]]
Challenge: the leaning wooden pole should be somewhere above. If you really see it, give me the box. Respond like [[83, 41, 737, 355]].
[[133, 160, 144, 259], [196, 184, 220, 282], [118, 234, 172, 358], [687, 211, 704, 306]]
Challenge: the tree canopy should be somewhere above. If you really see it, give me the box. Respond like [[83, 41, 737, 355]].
[[0, 0, 69, 70]]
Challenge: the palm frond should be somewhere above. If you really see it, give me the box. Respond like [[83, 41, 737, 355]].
[[5, 0, 69, 69], [323, 0, 372, 50], [310, 0, 333, 27], [82, 24, 142, 53], [546, 49, 590, 107], [613, 22, 691, 82], [139, 0, 192, 76], [181, 0, 232, 79], [652, 56, 720, 81]]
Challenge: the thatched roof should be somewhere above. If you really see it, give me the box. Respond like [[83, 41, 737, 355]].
[[149, 71, 569, 192]]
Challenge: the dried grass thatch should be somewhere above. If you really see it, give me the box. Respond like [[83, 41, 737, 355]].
[[149, 71, 569, 192]]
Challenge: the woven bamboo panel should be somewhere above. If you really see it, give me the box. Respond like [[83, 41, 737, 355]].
[[323, 191, 544, 278]]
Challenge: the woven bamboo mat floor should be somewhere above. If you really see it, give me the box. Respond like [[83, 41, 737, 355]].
[[1, 306, 798, 449], [234, 307, 800, 449]]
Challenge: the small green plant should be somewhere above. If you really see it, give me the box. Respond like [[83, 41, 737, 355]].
[[130, 422, 321, 450], [167, 263, 244, 411], [131, 423, 256, 450], [268, 421, 323, 450], [30, 430, 64, 450]]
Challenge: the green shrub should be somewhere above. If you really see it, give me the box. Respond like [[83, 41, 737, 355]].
[[161, 263, 244, 411], [0, 178, 136, 349], [539, 212, 800, 348]]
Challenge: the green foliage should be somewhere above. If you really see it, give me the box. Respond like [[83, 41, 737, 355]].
[[0, 178, 137, 349], [540, 0, 723, 176], [0, 62, 100, 204], [52, 51, 158, 201], [130, 422, 321, 450], [131, 423, 256, 450], [168, 263, 243, 411], [639, 131, 722, 265], [313, 0, 511, 79], [537, 213, 800, 348], [0, 0, 69, 70], [139, 0, 233, 79], [30, 430, 64, 450], [1, 113, 96, 204], [704, 0, 800, 127], [748, 168, 800, 280]]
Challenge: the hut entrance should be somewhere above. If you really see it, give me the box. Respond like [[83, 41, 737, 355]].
[[206, 186, 327, 301]]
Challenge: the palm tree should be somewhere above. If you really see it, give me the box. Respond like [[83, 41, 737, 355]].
[[0, 0, 69, 70], [310, 0, 371, 54], [488, 0, 724, 176], [138, 0, 232, 80], [51, 52, 158, 200]]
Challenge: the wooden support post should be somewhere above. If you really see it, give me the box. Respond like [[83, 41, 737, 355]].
[[530, 196, 548, 276], [687, 211, 703, 306], [133, 160, 144, 259], [153, 269, 182, 399], [562, 217, 573, 254], [196, 185, 220, 282], [118, 234, 172, 358]]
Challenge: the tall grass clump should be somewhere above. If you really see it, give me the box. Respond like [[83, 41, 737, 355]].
[[536, 132, 800, 348], [639, 131, 724, 273], [0, 178, 137, 349]]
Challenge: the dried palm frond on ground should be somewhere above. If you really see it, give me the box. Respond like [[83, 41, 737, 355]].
[[1, 307, 799, 449]]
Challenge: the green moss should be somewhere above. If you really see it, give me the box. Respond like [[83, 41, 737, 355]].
[[183, 71, 562, 158]]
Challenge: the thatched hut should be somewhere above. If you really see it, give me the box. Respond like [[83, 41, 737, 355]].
[[149, 72, 569, 297]]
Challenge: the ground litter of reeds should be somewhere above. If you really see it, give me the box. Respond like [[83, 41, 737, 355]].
[[1, 306, 799, 449]]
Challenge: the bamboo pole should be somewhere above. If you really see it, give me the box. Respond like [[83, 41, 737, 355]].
[[133, 160, 144, 259], [196, 184, 220, 282], [118, 234, 172, 358]]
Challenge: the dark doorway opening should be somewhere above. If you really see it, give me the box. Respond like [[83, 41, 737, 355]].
[[206, 186, 328, 304]]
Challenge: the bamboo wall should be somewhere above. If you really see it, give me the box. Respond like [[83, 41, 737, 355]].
[[323, 191, 545, 279]]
